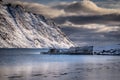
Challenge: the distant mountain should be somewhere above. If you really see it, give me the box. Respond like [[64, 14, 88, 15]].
[[94, 44, 120, 55], [0, 3, 74, 48], [94, 44, 120, 51]]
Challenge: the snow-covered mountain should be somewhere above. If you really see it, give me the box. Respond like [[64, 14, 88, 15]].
[[93, 44, 120, 55], [0, 3, 74, 48]]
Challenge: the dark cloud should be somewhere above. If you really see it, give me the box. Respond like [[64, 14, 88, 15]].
[[53, 14, 120, 25], [61, 26, 120, 46]]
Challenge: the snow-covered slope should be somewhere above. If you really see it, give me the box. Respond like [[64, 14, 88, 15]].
[[0, 3, 74, 48]]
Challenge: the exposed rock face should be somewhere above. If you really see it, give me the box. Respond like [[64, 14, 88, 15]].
[[0, 3, 74, 48]]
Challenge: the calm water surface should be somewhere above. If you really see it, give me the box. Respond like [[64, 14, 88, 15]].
[[0, 54, 120, 80]]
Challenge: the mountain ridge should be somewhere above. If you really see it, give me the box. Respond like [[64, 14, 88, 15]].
[[0, 3, 74, 48]]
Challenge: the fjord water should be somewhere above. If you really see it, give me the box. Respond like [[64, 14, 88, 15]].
[[0, 51, 120, 80]]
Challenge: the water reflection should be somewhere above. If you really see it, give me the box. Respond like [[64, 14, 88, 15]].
[[0, 55, 120, 80]]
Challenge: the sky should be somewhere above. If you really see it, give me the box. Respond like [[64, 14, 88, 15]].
[[5, 0, 120, 47]]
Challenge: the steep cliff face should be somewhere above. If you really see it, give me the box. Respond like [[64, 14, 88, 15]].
[[0, 3, 74, 48]]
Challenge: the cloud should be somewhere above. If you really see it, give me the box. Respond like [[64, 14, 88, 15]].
[[61, 23, 120, 46], [53, 14, 120, 26], [95, 0, 120, 9], [53, 0, 120, 15], [5, 0, 120, 18], [62, 21, 119, 33]]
